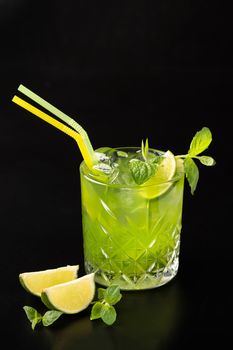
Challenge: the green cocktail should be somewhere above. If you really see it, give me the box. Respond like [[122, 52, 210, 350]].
[[80, 147, 184, 290], [12, 86, 215, 291]]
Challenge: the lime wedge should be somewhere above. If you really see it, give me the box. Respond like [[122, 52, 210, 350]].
[[141, 150, 177, 198], [41, 273, 95, 314], [19, 265, 79, 297]]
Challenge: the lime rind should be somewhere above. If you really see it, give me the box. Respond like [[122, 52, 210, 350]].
[[140, 150, 179, 199], [41, 273, 96, 314], [19, 265, 79, 297], [41, 292, 55, 310]]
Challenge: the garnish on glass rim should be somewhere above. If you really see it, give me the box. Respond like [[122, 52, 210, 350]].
[[129, 127, 215, 194], [12, 85, 215, 195], [175, 127, 216, 194], [129, 139, 162, 185]]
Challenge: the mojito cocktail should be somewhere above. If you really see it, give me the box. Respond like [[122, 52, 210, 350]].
[[80, 147, 184, 290], [12, 85, 215, 292]]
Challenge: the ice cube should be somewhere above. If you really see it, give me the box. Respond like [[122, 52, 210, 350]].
[[93, 162, 112, 174]]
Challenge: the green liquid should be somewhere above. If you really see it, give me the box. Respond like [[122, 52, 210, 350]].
[[80, 148, 184, 290]]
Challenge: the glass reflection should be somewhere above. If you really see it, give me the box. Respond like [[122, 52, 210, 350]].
[[45, 280, 185, 350]]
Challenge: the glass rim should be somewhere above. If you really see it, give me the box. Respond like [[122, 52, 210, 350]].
[[80, 147, 184, 189]]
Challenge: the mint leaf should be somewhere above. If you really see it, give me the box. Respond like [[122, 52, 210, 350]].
[[141, 138, 149, 160], [90, 285, 122, 326], [129, 139, 163, 185], [184, 157, 199, 195], [144, 139, 149, 159], [97, 288, 106, 300], [23, 306, 40, 322], [42, 310, 63, 327], [198, 156, 216, 166], [31, 318, 39, 331], [117, 150, 128, 158], [90, 302, 104, 320], [91, 302, 117, 325], [101, 304, 117, 325], [129, 159, 155, 185], [104, 285, 122, 305], [149, 154, 163, 165], [23, 306, 42, 330], [23, 306, 62, 329], [188, 127, 212, 156]]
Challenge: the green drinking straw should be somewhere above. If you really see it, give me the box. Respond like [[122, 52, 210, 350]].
[[12, 96, 95, 169], [17, 84, 97, 166]]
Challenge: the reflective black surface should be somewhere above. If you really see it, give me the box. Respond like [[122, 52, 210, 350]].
[[1, 1, 232, 349]]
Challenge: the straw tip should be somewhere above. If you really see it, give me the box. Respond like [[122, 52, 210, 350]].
[[18, 84, 25, 91]]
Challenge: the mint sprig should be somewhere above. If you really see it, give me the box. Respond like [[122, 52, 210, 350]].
[[23, 306, 63, 330], [141, 138, 149, 160], [130, 127, 215, 193], [90, 285, 122, 325], [177, 127, 216, 194], [129, 139, 162, 185], [23, 285, 123, 329]]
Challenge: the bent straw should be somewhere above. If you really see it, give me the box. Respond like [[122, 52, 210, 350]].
[[12, 96, 95, 169], [17, 84, 97, 165]]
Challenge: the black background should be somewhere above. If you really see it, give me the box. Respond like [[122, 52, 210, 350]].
[[1, 1, 232, 349]]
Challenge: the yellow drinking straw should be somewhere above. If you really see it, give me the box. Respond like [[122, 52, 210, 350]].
[[12, 95, 95, 169]]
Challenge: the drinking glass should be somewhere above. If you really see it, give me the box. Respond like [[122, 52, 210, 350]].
[[80, 148, 184, 290]]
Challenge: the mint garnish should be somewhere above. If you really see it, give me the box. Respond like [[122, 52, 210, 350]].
[[23, 285, 122, 329], [129, 127, 215, 193], [23, 306, 62, 330], [184, 157, 199, 195], [129, 139, 162, 185], [23, 306, 42, 330], [42, 310, 63, 327], [101, 285, 122, 305], [188, 127, 212, 156], [129, 159, 156, 185], [117, 150, 128, 158], [90, 285, 122, 325], [198, 155, 216, 166], [101, 305, 117, 325], [141, 138, 149, 160], [177, 127, 216, 194]]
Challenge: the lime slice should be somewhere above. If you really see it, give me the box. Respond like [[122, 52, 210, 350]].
[[19, 265, 79, 297], [141, 150, 177, 198], [41, 273, 95, 314]]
